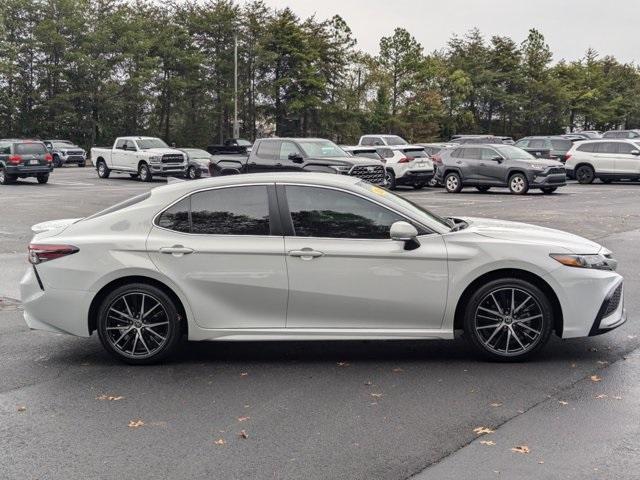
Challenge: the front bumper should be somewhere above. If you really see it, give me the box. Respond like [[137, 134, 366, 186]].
[[531, 173, 566, 187], [150, 163, 187, 176], [589, 279, 626, 336], [6, 165, 53, 176], [62, 155, 86, 164]]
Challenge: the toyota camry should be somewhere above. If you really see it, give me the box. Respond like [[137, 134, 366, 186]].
[[20, 173, 626, 364]]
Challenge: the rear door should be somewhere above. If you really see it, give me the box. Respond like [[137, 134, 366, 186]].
[[147, 184, 288, 329], [249, 140, 281, 173], [456, 147, 482, 181], [592, 142, 617, 173]]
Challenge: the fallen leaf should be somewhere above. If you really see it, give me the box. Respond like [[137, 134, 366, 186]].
[[364, 381, 372, 386], [370, 393, 383, 398], [17, 406, 26, 412], [239, 372, 248, 377], [392, 368, 403, 373], [237, 416, 250, 422], [128, 420, 144, 428], [490, 402, 503, 407], [511, 445, 530, 454], [570, 363, 577, 368], [480, 440, 496, 446], [473, 427, 494, 435], [97, 394, 124, 401], [558, 400, 568, 405], [613, 396, 623, 400], [239, 430, 248, 439], [590, 375, 602, 382], [595, 394, 608, 399], [337, 362, 350, 367], [214, 438, 226, 445]]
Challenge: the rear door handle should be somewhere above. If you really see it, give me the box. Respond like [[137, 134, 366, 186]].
[[289, 248, 324, 260], [159, 245, 194, 257]]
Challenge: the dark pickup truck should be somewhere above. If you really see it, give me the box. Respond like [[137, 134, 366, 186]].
[[210, 137, 386, 185], [207, 138, 252, 156], [514, 136, 573, 162]]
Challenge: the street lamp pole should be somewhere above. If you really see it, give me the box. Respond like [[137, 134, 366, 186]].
[[233, 35, 240, 139]]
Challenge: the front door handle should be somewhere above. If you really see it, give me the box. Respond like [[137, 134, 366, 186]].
[[288, 248, 324, 260], [159, 245, 194, 257]]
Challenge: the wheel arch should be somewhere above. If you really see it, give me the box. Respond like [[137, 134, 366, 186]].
[[453, 268, 564, 337], [88, 275, 189, 336], [573, 162, 596, 174]]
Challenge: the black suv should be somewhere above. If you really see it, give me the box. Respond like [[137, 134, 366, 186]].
[[434, 144, 566, 195], [211, 138, 386, 185], [0, 140, 53, 185], [514, 136, 573, 162], [602, 130, 640, 139]]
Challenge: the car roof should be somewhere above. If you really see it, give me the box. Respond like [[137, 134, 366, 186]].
[[257, 137, 331, 142]]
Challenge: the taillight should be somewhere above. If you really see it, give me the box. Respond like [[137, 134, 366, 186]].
[[8, 154, 21, 164], [432, 155, 443, 166], [28, 244, 79, 264], [398, 157, 412, 164], [563, 154, 571, 162], [45, 153, 53, 162]]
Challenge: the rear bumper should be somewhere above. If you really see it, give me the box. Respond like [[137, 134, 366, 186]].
[[6, 165, 53, 176], [396, 170, 435, 184]]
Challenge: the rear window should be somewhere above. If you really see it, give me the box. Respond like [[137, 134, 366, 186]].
[[83, 192, 151, 221], [14, 142, 47, 154], [550, 139, 572, 151], [402, 149, 427, 158]]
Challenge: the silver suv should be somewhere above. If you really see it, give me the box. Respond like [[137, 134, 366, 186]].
[[433, 144, 566, 194]]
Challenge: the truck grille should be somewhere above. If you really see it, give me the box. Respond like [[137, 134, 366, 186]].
[[348, 165, 385, 185], [162, 154, 184, 164], [67, 150, 84, 156], [546, 167, 565, 175]]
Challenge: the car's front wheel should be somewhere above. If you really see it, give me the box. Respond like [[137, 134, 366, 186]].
[[97, 283, 183, 365], [509, 173, 529, 194], [463, 278, 553, 361], [139, 163, 153, 182], [97, 160, 110, 178]]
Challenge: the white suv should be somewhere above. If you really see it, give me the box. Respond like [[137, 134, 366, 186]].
[[565, 139, 640, 184], [359, 134, 409, 147], [377, 146, 434, 189]]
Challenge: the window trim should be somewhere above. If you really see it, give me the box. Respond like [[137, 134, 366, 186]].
[[276, 183, 434, 241], [152, 183, 281, 237]]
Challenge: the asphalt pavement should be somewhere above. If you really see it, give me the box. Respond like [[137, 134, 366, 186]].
[[0, 168, 639, 479]]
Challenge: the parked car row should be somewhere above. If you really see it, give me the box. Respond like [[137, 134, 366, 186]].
[[0, 139, 54, 185]]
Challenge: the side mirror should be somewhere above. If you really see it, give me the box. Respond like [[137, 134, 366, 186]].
[[390, 221, 420, 250], [121, 145, 128, 151], [630, 150, 640, 156], [288, 153, 304, 163], [492, 156, 503, 163]]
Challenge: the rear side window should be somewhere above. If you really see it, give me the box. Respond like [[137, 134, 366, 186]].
[[577, 143, 595, 153], [377, 148, 394, 159], [528, 139, 548, 149], [594, 142, 617, 154], [14, 142, 46, 154], [462, 147, 481, 160], [550, 139, 572, 151], [156, 197, 191, 233], [255, 141, 279, 160], [190, 186, 270, 235], [616, 142, 636, 154], [115, 139, 125, 149], [362, 137, 382, 146], [0, 142, 10, 154], [515, 140, 529, 148]]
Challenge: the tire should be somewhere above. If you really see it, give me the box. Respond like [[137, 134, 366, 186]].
[[96, 283, 183, 365], [413, 182, 426, 190], [53, 155, 62, 168], [138, 163, 152, 182], [463, 277, 554, 361], [187, 166, 200, 180], [508, 173, 529, 195], [476, 186, 491, 193], [0, 167, 16, 185], [541, 186, 557, 194], [575, 164, 595, 184], [444, 172, 463, 193], [385, 169, 397, 190], [36, 173, 49, 184], [97, 160, 110, 178]]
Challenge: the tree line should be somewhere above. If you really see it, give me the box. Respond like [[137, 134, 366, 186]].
[[1, 0, 640, 149]]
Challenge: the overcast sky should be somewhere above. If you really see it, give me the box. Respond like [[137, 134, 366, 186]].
[[250, 0, 640, 64]]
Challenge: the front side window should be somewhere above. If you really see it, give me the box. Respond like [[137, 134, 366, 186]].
[[279, 141, 302, 160], [136, 138, 168, 149], [480, 148, 500, 160], [515, 139, 529, 148], [297, 140, 348, 158], [285, 186, 404, 239], [616, 142, 636, 154]]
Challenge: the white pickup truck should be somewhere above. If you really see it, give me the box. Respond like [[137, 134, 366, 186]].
[[90, 136, 187, 182]]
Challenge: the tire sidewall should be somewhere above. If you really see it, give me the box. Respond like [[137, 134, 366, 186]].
[[97, 161, 108, 178], [139, 163, 152, 182], [96, 283, 182, 365], [509, 173, 529, 194], [385, 169, 397, 190], [463, 277, 554, 361], [445, 172, 462, 193], [576, 165, 594, 184]]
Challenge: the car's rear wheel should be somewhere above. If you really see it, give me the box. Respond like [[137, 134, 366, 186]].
[[541, 186, 557, 194], [187, 166, 200, 180], [444, 172, 463, 193], [463, 278, 553, 361], [139, 163, 152, 182], [0, 167, 16, 185], [36, 173, 49, 184], [97, 160, 110, 178], [508, 173, 529, 194], [476, 186, 491, 193], [97, 283, 183, 365], [385, 169, 397, 190], [575, 165, 595, 184]]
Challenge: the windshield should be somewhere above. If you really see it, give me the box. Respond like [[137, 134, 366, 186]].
[[356, 181, 451, 230], [496, 145, 535, 160], [298, 140, 348, 158], [383, 135, 408, 146], [184, 149, 210, 157], [236, 139, 252, 146], [136, 138, 169, 150]]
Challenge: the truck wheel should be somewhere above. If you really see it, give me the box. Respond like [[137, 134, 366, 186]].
[[139, 163, 153, 182], [36, 173, 49, 184], [385, 169, 397, 190], [0, 167, 17, 185], [97, 160, 110, 179]]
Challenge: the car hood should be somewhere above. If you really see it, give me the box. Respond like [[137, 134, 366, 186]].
[[460, 217, 602, 253], [141, 148, 185, 156]]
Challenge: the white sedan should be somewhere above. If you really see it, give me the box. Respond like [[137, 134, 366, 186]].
[[20, 173, 626, 364]]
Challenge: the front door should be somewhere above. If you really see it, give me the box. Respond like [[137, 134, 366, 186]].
[[278, 141, 305, 172], [146, 184, 288, 329], [477, 147, 506, 184], [279, 185, 448, 330], [613, 142, 640, 177]]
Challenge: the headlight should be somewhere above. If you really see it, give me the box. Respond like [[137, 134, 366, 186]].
[[149, 156, 162, 163], [550, 253, 615, 271], [529, 164, 546, 171], [329, 165, 351, 174]]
